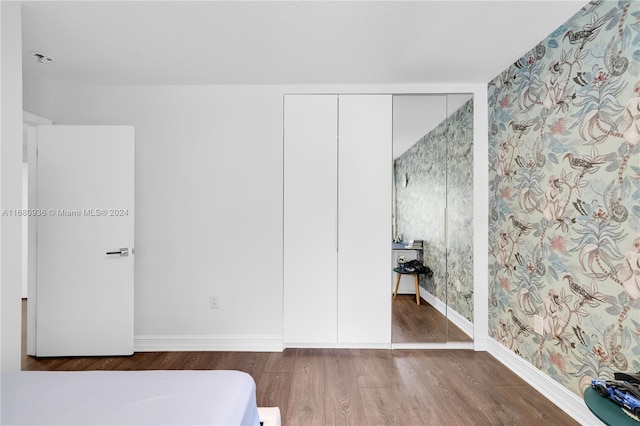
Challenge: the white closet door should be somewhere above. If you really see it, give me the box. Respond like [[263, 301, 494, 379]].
[[338, 95, 392, 344], [283, 95, 338, 345]]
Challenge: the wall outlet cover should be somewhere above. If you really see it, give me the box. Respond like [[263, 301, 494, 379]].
[[210, 296, 219, 309], [534, 315, 544, 335]]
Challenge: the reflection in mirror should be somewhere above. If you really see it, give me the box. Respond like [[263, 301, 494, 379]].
[[445, 94, 474, 341], [391, 94, 474, 343]]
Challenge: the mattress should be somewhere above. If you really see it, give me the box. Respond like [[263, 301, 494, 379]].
[[1, 370, 261, 425]]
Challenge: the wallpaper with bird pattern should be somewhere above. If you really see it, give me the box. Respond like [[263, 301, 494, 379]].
[[488, 0, 640, 398], [395, 98, 474, 325]]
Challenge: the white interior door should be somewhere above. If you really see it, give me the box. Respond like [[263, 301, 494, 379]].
[[36, 125, 135, 356], [24, 112, 53, 355]]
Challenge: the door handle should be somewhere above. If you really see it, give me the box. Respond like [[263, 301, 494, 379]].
[[106, 248, 129, 256]]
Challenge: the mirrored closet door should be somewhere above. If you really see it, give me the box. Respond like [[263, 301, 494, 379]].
[[391, 93, 474, 343]]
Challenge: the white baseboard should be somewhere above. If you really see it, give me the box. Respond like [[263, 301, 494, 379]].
[[487, 339, 604, 426], [392, 341, 474, 350], [421, 290, 474, 339], [134, 335, 283, 352], [472, 336, 489, 351], [284, 342, 391, 349]]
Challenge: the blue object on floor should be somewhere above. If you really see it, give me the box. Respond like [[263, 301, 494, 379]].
[[584, 386, 639, 425]]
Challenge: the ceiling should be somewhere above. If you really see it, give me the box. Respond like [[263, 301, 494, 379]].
[[21, 0, 588, 86]]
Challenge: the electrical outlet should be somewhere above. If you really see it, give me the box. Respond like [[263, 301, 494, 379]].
[[533, 314, 544, 335], [210, 296, 219, 309]]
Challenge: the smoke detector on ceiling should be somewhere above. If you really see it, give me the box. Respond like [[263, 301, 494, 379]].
[[30, 51, 54, 65]]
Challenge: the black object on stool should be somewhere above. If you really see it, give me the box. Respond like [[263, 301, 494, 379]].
[[393, 260, 432, 305]]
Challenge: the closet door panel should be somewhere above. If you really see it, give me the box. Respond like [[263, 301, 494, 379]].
[[337, 95, 392, 344], [283, 95, 338, 345]]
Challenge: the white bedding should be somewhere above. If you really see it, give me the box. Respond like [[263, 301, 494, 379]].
[[1, 370, 261, 425]]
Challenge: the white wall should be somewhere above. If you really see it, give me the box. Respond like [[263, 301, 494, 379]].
[[38, 84, 286, 350], [22, 73, 57, 121], [22, 81, 489, 351], [1, 1, 24, 371], [22, 162, 28, 298]]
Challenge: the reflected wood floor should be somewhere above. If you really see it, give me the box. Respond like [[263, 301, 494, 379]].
[[21, 301, 577, 425], [392, 294, 472, 343]]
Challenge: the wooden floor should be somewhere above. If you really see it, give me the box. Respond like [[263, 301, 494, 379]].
[[392, 294, 472, 343], [21, 302, 578, 425]]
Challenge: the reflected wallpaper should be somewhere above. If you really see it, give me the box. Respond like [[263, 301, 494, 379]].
[[488, 0, 640, 398], [395, 99, 474, 323]]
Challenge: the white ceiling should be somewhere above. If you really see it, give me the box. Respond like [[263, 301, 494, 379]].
[[21, 0, 588, 86]]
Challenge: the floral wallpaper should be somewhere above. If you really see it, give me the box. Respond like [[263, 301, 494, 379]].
[[395, 98, 474, 323], [488, 0, 640, 398]]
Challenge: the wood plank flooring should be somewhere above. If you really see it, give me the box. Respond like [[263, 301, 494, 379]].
[[21, 301, 578, 425], [21, 349, 579, 425], [392, 294, 472, 342]]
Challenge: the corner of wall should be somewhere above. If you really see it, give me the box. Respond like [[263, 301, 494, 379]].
[[472, 89, 489, 346], [487, 338, 603, 425]]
